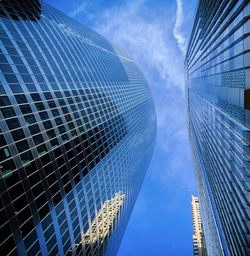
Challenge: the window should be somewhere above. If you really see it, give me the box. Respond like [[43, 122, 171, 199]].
[[43, 120, 52, 129], [8, 182, 24, 200], [0, 84, 6, 94], [20, 104, 32, 114], [24, 114, 36, 125], [40, 153, 51, 166], [37, 144, 47, 155], [39, 111, 49, 121], [62, 107, 69, 114], [55, 117, 63, 126], [6, 118, 21, 130], [21, 150, 33, 164], [10, 84, 23, 94], [51, 109, 59, 117], [47, 129, 56, 139], [13, 195, 28, 212], [20, 218, 34, 237], [25, 161, 38, 176], [35, 102, 45, 111], [0, 147, 11, 161], [11, 129, 25, 141], [55, 92, 62, 98], [26, 84, 37, 92], [16, 140, 29, 153], [31, 93, 41, 102], [15, 94, 28, 104], [39, 83, 49, 91], [4, 74, 18, 84], [58, 126, 66, 134], [1, 107, 15, 118], [28, 124, 40, 135], [50, 138, 59, 148], [0, 96, 11, 106], [44, 92, 52, 100], [33, 134, 44, 145], [48, 101, 56, 108]]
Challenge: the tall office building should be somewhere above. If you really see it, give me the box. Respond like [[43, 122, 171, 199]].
[[186, 0, 250, 255], [0, 1, 156, 256], [192, 196, 205, 256]]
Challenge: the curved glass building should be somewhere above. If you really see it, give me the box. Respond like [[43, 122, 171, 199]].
[[186, 1, 250, 255], [0, 1, 156, 256]]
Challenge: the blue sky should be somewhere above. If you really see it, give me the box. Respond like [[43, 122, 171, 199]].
[[46, 0, 197, 255]]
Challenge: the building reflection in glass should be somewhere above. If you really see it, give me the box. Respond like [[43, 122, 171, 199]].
[[68, 193, 125, 256]]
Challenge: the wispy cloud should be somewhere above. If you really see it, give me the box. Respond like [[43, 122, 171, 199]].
[[69, 2, 87, 17], [91, 0, 194, 193], [95, 1, 185, 90], [173, 0, 187, 56]]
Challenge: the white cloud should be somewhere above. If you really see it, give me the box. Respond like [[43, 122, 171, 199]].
[[173, 0, 187, 56], [69, 2, 87, 17], [91, 0, 194, 192], [94, 1, 185, 91]]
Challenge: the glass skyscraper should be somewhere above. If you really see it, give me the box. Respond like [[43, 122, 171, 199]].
[[0, 1, 156, 256], [186, 1, 250, 255]]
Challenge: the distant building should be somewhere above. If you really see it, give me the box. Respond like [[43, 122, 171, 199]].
[[0, 0, 156, 255], [186, 0, 250, 255], [192, 196, 205, 256]]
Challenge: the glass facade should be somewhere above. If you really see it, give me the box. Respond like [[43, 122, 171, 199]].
[[186, 1, 250, 256], [0, 1, 156, 256]]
